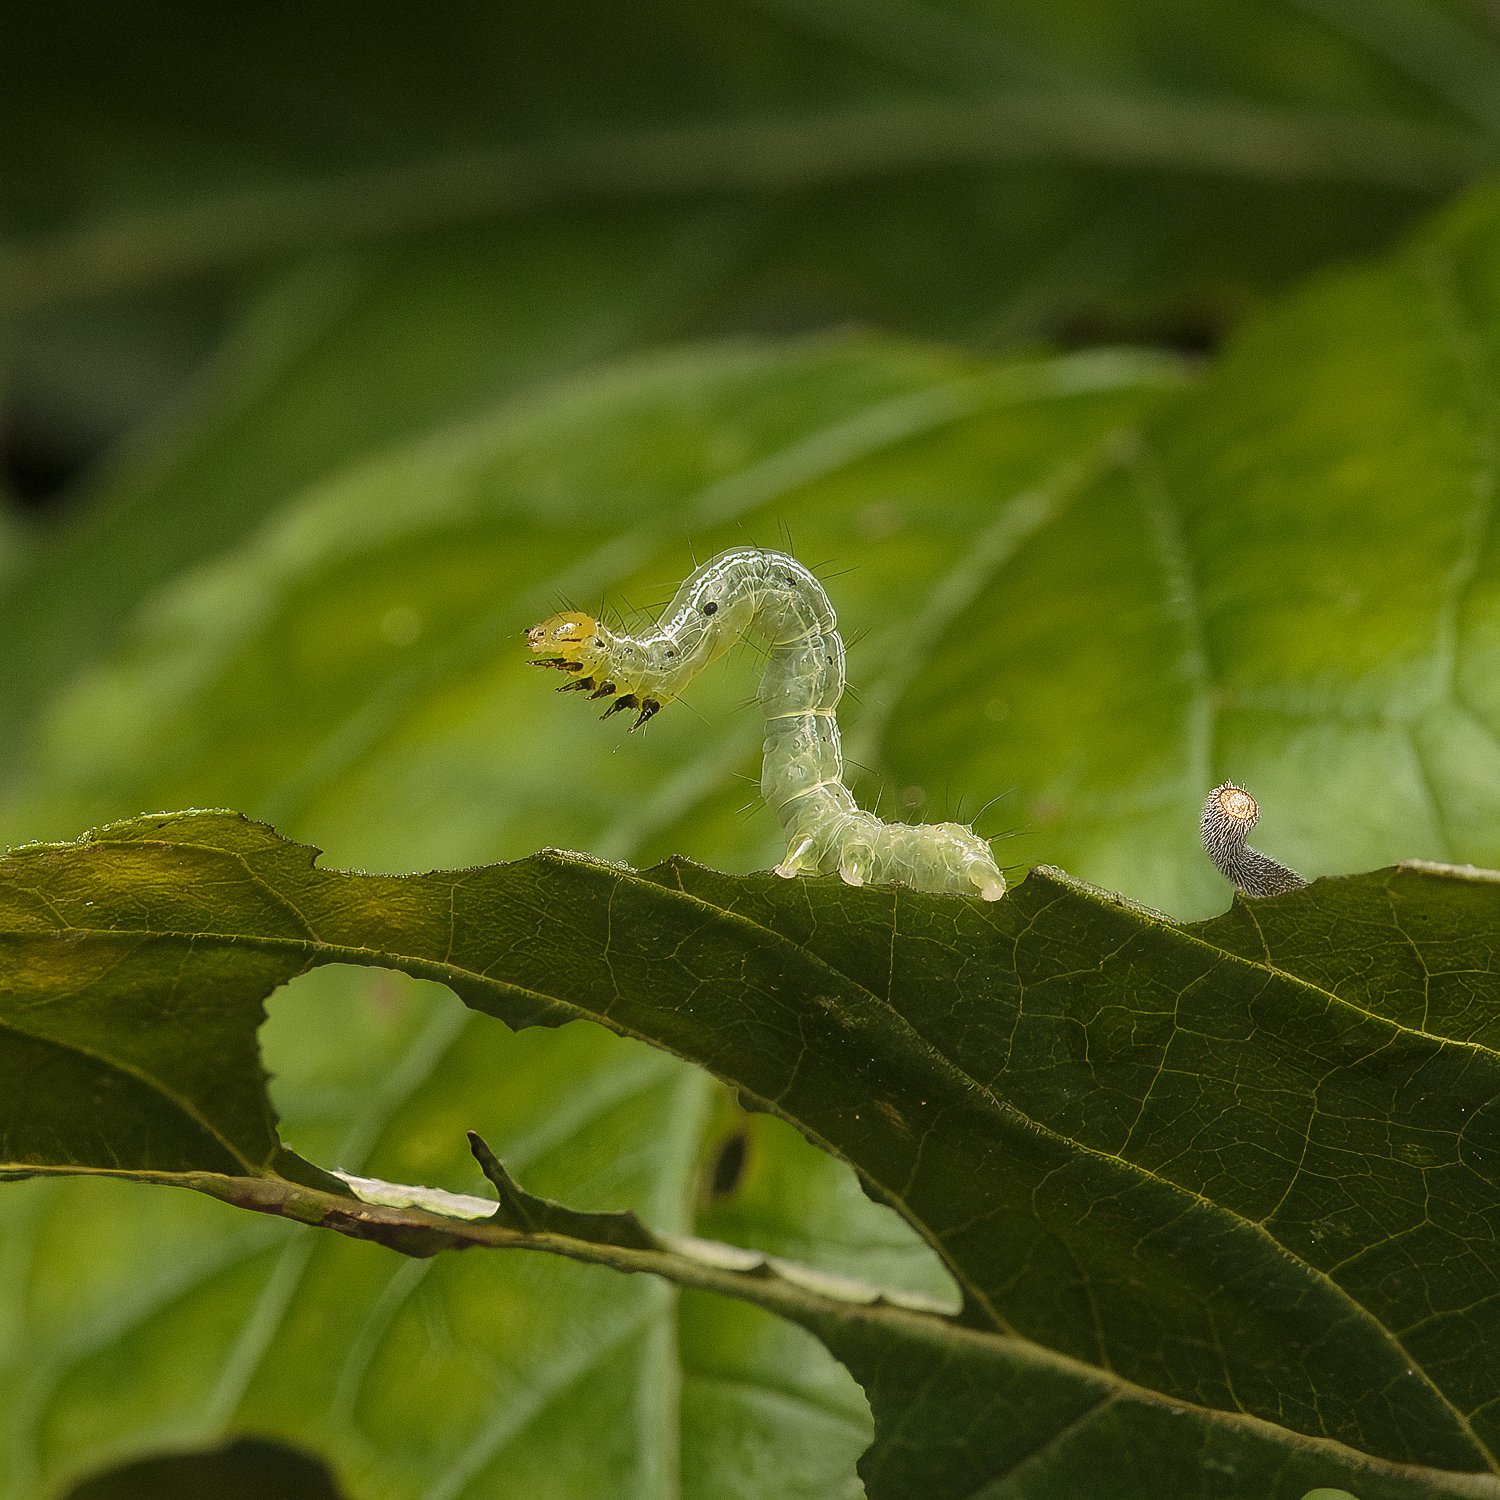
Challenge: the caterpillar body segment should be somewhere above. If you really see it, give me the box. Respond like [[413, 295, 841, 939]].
[[528, 547, 1007, 900]]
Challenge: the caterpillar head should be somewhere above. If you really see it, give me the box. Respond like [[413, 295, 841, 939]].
[[1207, 782, 1259, 835], [527, 611, 602, 670]]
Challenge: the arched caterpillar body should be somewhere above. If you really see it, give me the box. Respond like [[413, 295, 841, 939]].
[[528, 547, 1007, 900], [1200, 782, 1306, 896]]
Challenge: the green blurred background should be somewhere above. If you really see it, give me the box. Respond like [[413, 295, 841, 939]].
[[4, 3, 1500, 1496]]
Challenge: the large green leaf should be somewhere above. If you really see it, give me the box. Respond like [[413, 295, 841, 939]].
[[4, 810, 1500, 1500], [2, 969, 905, 1500]]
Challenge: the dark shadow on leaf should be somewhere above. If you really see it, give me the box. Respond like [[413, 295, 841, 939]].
[[64, 1437, 346, 1500]]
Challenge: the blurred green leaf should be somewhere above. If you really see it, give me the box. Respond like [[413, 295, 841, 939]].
[[3, 77, 1500, 1500], [10, 0, 1500, 757], [0, 335, 1182, 868], [6, 0, 1498, 312], [12, 188, 1500, 917], [3, 811, 1500, 1500], [7, 0, 1495, 381], [0, 211, 758, 745], [7, 0, 1500, 556]]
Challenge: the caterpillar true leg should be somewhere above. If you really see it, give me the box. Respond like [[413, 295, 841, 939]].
[[1200, 782, 1306, 896], [527, 548, 1008, 900]]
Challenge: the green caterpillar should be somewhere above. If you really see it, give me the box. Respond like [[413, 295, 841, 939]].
[[528, 546, 1007, 900]]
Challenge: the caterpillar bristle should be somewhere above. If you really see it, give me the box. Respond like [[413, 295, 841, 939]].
[[984, 830, 1023, 847], [601, 695, 639, 720], [589, 681, 618, 700], [631, 699, 662, 732], [558, 678, 595, 693]]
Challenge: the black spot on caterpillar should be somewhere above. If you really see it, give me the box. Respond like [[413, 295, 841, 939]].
[[1201, 782, 1306, 897], [527, 546, 1006, 899]]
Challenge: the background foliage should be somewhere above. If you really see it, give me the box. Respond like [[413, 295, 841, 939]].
[[4, 3, 1500, 1496]]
